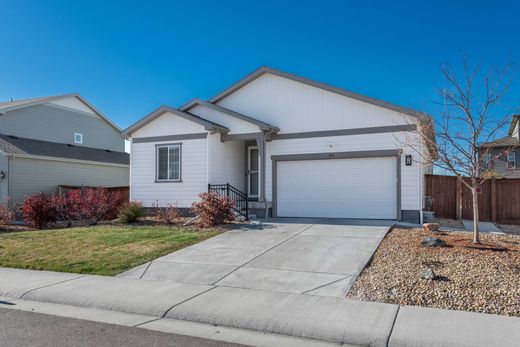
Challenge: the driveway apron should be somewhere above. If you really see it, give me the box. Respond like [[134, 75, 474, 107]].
[[118, 219, 390, 298]]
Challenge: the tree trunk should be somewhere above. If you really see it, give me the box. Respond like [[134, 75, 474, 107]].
[[471, 180, 480, 244]]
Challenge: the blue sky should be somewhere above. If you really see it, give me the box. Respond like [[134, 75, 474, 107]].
[[1, 0, 519, 130]]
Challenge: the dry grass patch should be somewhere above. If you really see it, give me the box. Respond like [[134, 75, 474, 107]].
[[0, 225, 221, 275], [347, 227, 520, 317]]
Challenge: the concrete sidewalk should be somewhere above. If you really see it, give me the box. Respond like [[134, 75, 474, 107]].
[[461, 219, 504, 233], [0, 267, 518, 346]]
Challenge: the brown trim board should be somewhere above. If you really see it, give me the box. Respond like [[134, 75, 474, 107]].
[[271, 149, 402, 220], [133, 133, 207, 143], [270, 124, 416, 140]]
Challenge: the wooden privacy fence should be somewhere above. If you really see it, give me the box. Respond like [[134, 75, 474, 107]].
[[425, 174, 520, 224]]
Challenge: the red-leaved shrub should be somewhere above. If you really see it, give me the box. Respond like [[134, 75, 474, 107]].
[[0, 199, 14, 226], [21, 193, 58, 229], [21, 188, 126, 228], [64, 188, 126, 223], [191, 191, 235, 227]]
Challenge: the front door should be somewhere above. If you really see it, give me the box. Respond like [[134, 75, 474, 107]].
[[248, 147, 260, 198]]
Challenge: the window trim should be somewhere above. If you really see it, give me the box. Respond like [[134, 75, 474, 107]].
[[507, 151, 516, 169], [74, 132, 83, 144], [482, 154, 492, 168], [155, 143, 182, 182]]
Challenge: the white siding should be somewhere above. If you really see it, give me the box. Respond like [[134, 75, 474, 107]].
[[266, 131, 422, 211], [207, 133, 245, 190], [218, 73, 415, 133], [130, 137, 208, 207], [133, 112, 206, 138], [190, 105, 259, 135]]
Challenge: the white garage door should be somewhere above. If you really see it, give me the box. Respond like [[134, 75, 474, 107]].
[[276, 157, 397, 219]]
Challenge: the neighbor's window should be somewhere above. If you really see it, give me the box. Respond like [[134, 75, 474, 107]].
[[507, 152, 516, 169], [74, 132, 83, 144], [482, 154, 492, 168], [156, 144, 181, 181]]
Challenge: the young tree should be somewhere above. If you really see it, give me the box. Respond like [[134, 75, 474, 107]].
[[409, 58, 515, 243]]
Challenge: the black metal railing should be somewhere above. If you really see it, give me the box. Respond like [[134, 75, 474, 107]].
[[208, 183, 248, 219]]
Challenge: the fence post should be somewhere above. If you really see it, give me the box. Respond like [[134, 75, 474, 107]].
[[491, 178, 497, 223], [456, 176, 462, 220]]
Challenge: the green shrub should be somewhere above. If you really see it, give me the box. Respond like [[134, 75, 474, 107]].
[[118, 202, 144, 224], [0, 199, 14, 226], [155, 203, 182, 224]]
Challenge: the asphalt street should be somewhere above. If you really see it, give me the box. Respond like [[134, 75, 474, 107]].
[[0, 307, 246, 347]]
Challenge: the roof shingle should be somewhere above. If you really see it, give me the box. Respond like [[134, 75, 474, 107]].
[[0, 134, 129, 165], [479, 136, 519, 148]]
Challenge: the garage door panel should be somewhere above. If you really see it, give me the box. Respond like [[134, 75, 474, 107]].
[[276, 157, 397, 219]]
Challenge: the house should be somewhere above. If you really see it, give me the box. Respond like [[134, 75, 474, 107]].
[[123, 67, 434, 223], [0, 94, 129, 205], [478, 115, 520, 178]]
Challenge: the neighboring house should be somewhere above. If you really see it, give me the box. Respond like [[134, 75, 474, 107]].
[[479, 115, 520, 178], [0, 94, 129, 205], [123, 67, 434, 223]]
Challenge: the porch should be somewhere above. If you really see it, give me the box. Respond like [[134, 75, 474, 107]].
[[208, 132, 272, 219]]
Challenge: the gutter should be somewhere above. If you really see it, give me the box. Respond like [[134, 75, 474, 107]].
[[9, 153, 129, 168]]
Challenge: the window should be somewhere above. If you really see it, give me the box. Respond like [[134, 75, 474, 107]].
[[507, 152, 516, 169], [156, 144, 181, 181], [74, 132, 83, 144], [483, 154, 492, 168]]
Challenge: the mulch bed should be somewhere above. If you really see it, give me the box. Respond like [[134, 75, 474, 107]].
[[0, 225, 32, 233], [347, 227, 520, 317]]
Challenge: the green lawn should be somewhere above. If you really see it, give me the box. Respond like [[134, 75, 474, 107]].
[[0, 225, 221, 276]]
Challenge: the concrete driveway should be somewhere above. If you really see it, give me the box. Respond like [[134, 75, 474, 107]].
[[119, 218, 391, 298]]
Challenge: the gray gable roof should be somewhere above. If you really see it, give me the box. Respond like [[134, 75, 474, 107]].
[[0, 93, 122, 132], [0, 134, 129, 165], [479, 135, 519, 148], [0, 96, 56, 110], [208, 66, 430, 119], [122, 105, 229, 137], [180, 98, 279, 132]]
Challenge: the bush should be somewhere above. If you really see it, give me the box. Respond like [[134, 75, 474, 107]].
[[118, 202, 144, 224], [191, 191, 235, 227], [0, 200, 14, 226], [65, 188, 126, 223], [156, 203, 182, 224], [21, 193, 58, 229]]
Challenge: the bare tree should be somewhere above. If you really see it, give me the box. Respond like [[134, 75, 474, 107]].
[[407, 58, 515, 243]]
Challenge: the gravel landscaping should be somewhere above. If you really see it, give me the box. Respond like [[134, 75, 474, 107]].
[[498, 224, 520, 236], [433, 217, 464, 229], [347, 227, 520, 317]]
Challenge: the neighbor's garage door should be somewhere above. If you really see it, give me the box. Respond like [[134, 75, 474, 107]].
[[276, 157, 397, 219]]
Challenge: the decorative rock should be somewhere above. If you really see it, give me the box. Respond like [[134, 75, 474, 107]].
[[419, 267, 436, 280], [423, 223, 440, 232], [421, 236, 447, 247]]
